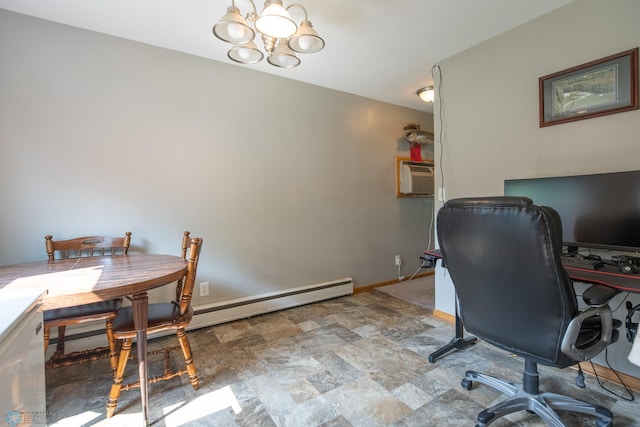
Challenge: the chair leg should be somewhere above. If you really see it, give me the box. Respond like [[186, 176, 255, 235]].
[[464, 370, 519, 397], [43, 327, 50, 355], [176, 328, 199, 390], [106, 338, 132, 418], [105, 318, 117, 374], [541, 391, 613, 425], [463, 362, 614, 427]]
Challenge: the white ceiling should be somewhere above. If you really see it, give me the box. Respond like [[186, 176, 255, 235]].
[[0, 0, 575, 113]]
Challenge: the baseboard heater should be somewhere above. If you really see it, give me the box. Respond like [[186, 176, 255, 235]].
[[50, 277, 353, 354], [189, 277, 353, 330]]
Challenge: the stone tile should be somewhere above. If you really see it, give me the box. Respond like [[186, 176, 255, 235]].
[[251, 316, 303, 342], [391, 382, 433, 410], [44, 291, 640, 427], [298, 320, 321, 332], [411, 388, 484, 425], [278, 394, 341, 427], [211, 319, 256, 343], [311, 352, 363, 390], [323, 376, 412, 426], [334, 336, 431, 390], [249, 325, 352, 362], [318, 415, 354, 427], [246, 373, 298, 425]]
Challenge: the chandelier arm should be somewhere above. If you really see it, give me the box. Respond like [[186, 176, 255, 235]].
[[247, 0, 258, 19], [285, 3, 309, 21], [234, 0, 259, 22]]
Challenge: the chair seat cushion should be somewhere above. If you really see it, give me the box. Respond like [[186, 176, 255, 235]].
[[112, 303, 193, 336], [44, 299, 122, 322]]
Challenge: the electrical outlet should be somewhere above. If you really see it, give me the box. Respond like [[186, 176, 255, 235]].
[[395, 255, 402, 266], [199, 282, 209, 297], [438, 187, 446, 202]]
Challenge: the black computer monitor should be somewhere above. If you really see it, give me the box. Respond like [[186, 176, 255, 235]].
[[504, 170, 640, 253]]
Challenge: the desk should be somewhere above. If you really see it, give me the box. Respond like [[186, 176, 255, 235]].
[[424, 249, 640, 362], [0, 254, 188, 425], [564, 264, 640, 293]]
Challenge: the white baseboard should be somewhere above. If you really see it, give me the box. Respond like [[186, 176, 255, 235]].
[[189, 277, 353, 330]]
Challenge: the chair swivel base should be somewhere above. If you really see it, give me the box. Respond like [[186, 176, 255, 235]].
[[461, 370, 613, 427]]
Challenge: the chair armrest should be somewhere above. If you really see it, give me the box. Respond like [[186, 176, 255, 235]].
[[582, 284, 619, 306], [561, 305, 614, 361]]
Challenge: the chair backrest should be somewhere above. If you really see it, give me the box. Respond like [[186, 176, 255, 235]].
[[180, 231, 192, 260], [175, 231, 192, 302], [45, 232, 132, 260], [175, 232, 203, 316], [437, 197, 578, 367]]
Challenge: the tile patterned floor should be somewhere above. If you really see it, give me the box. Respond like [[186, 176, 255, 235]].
[[45, 290, 639, 426]]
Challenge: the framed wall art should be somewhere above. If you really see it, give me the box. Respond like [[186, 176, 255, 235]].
[[539, 48, 638, 127]]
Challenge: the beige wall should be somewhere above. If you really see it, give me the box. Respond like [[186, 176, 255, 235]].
[[0, 10, 433, 304], [434, 0, 640, 376]]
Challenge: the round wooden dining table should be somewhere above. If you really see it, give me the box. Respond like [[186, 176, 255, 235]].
[[0, 253, 188, 425]]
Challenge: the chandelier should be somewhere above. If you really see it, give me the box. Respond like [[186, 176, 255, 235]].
[[213, 0, 325, 68]]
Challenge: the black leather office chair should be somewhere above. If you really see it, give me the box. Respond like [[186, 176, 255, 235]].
[[437, 197, 619, 427]]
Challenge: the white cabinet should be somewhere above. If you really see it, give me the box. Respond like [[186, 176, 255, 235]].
[[0, 293, 46, 426]]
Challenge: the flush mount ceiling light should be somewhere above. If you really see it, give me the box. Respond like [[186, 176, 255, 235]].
[[213, 0, 325, 68], [417, 85, 434, 103]]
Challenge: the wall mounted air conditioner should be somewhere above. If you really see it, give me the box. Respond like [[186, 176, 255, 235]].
[[400, 161, 434, 195]]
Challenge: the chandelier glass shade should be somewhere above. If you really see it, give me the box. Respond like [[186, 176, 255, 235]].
[[255, 1, 296, 38], [213, 0, 325, 68], [267, 39, 301, 68], [228, 42, 264, 64]]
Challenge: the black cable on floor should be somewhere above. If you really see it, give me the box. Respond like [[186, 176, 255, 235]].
[[589, 348, 635, 401]]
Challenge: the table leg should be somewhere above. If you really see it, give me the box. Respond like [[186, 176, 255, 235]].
[[131, 292, 149, 425], [428, 299, 476, 362]]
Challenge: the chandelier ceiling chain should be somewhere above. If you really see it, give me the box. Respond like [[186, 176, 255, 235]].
[[213, 0, 325, 68]]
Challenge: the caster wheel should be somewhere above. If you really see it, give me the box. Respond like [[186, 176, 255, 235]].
[[461, 378, 473, 390], [596, 419, 612, 427]]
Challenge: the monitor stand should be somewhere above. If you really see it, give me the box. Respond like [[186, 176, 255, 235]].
[[566, 245, 579, 254]]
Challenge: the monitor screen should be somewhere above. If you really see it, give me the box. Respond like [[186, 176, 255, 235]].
[[504, 170, 640, 253]]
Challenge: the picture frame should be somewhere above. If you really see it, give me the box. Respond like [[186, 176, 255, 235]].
[[539, 48, 638, 127]]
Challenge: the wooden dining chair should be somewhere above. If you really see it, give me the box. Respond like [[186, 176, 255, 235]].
[[43, 232, 132, 371], [106, 232, 203, 418]]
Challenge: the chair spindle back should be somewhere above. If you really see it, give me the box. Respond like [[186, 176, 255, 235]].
[[45, 232, 132, 260]]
